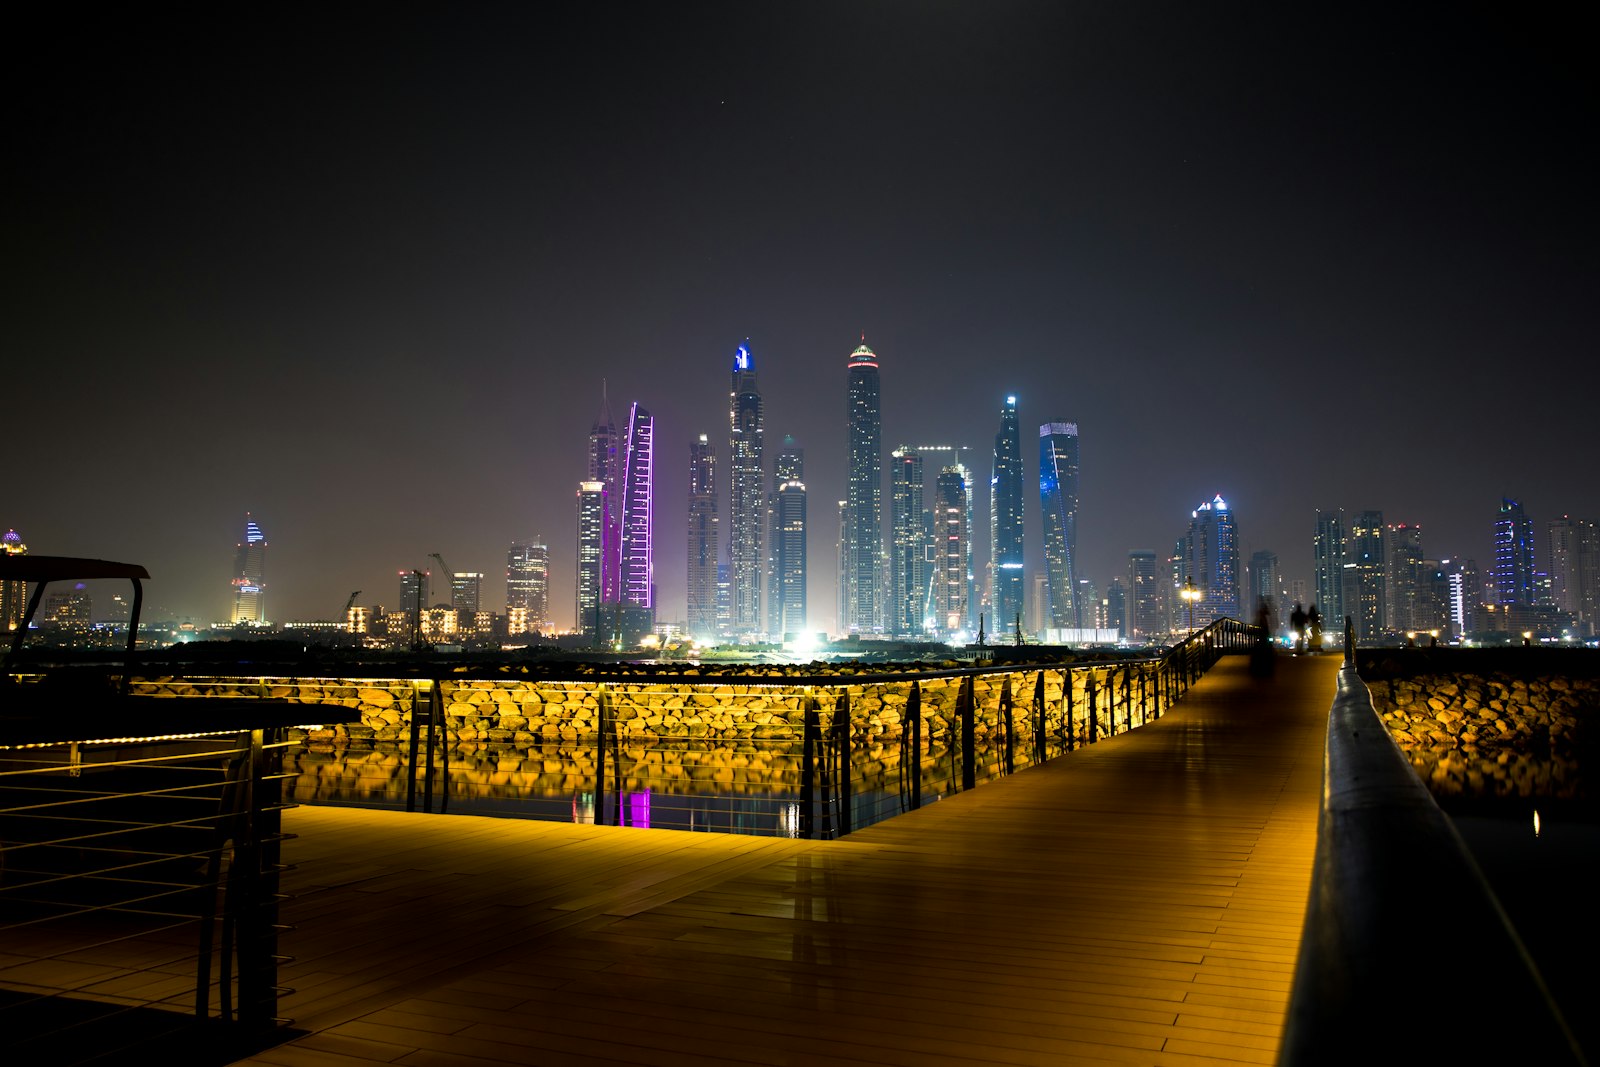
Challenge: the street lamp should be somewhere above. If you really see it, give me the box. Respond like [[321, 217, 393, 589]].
[[1181, 578, 1200, 637]]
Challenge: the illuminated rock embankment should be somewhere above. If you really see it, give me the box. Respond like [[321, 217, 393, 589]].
[[131, 661, 1169, 807], [1367, 672, 1595, 808]]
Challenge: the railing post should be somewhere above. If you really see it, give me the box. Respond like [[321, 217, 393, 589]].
[[1086, 670, 1099, 744], [800, 693, 816, 839], [960, 674, 975, 792], [596, 685, 608, 827], [405, 680, 422, 813], [1032, 671, 1046, 765], [1000, 676, 1014, 776], [909, 680, 922, 810], [1064, 669, 1075, 751], [1123, 667, 1132, 732], [835, 692, 852, 837]]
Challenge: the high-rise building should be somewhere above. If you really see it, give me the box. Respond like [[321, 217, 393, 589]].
[[990, 396, 1025, 638], [769, 435, 807, 637], [835, 499, 849, 636], [1385, 524, 1424, 633], [1313, 508, 1346, 626], [449, 572, 483, 615], [889, 447, 929, 638], [1547, 515, 1598, 637], [1494, 498, 1537, 607], [1, 529, 28, 633], [506, 541, 549, 632], [398, 569, 429, 614], [231, 514, 267, 624], [619, 403, 655, 610], [1181, 495, 1240, 626], [933, 466, 970, 637], [728, 342, 764, 635], [575, 480, 606, 639], [589, 385, 622, 605], [1342, 510, 1385, 640], [1039, 422, 1081, 630], [1105, 578, 1127, 638], [687, 434, 719, 640], [844, 340, 883, 634], [1127, 550, 1163, 642], [1248, 550, 1280, 629]]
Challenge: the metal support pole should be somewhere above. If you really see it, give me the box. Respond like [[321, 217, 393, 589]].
[[960, 675, 975, 792], [800, 694, 816, 839], [835, 693, 852, 837]]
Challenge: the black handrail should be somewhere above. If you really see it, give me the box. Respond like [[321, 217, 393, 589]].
[[1279, 616, 1585, 1065]]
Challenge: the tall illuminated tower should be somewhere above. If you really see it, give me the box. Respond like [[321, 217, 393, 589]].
[[231, 514, 267, 624], [619, 402, 655, 610], [1385, 523, 1423, 633], [1, 529, 28, 633], [1039, 422, 1081, 630], [1548, 515, 1598, 637], [845, 340, 883, 634], [728, 342, 764, 635], [1342, 510, 1385, 640], [589, 384, 622, 604], [1493, 497, 1537, 607], [933, 465, 970, 636], [769, 435, 807, 637], [1181, 495, 1240, 626], [1313, 508, 1346, 625], [575, 481, 606, 639], [1127, 550, 1162, 642], [889, 447, 928, 637], [990, 396, 1025, 638], [687, 434, 719, 639]]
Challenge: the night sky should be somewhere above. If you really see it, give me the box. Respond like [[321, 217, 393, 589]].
[[7, 3, 1596, 629]]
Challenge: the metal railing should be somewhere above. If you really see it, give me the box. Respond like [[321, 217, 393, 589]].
[[1278, 617, 1586, 1065], [272, 619, 1253, 838], [0, 723, 299, 1062]]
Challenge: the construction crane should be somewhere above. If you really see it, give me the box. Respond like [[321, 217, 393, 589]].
[[341, 590, 361, 621], [429, 553, 453, 603]]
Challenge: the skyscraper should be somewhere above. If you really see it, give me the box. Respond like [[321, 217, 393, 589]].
[[398, 569, 429, 615], [1105, 578, 1127, 638], [889, 447, 928, 638], [1494, 497, 1537, 607], [769, 435, 807, 637], [933, 465, 970, 637], [575, 480, 606, 639], [1127, 550, 1163, 642], [1249, 549, 1280, 628], [1342, 510, 1386, 641], [1181, 495, 1240, 626], [1, 529, 28, 634], [1039, 422, 1081, 630], [506, 540, 549, 632], [1385, 524, 1424, 633], [1547, 515, 1598, 637], [619, 402, 655, 610], [844, 340, 883, 634], [990, 396, 1025, 638], [1313, 508, 1346, 625], [687, 434, 719, 640], [728, 342, 764, 635], [450, 572, 483, 615], [231, 514, 267, 624], [589, 385, 621, 605]]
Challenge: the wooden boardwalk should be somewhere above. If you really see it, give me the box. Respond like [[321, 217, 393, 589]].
[[239, 652, 1341, 1067]]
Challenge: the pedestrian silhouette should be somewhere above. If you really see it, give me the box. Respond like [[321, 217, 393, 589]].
[[1307, 604, 1323, 652], [1289, 601, 1308, 653]]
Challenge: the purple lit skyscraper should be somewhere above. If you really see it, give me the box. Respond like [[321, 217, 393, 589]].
[[620, 403, 655, 608]]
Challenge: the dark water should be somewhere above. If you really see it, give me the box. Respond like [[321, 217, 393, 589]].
[[1449, 810, 1600, 1060]]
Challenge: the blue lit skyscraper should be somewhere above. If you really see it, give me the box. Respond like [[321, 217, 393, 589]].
[[231, 514, 267, 624], [990, 396, 1025, 638], [844, 340, 883, 634], [1039, 422, 1081, 630], [1182, 495, 1240, 626], [1494, 497, 1537, 607], [728, 342, 764, 635]]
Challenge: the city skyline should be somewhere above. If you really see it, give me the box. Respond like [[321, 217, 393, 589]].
[[6, 6, 1595, 627]]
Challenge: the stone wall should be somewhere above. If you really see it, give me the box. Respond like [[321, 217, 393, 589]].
[[129, 663, 1170, 808], [1364, 672, 1595, 808]]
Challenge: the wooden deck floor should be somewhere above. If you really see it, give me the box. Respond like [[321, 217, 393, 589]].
[[238, 652, 1341, 1067]]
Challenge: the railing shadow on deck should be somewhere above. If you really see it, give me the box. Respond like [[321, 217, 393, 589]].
[[1278, 617, 1587, 1066]]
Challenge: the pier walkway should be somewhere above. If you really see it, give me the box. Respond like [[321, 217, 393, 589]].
[[239, 652, 1341, 1067]]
